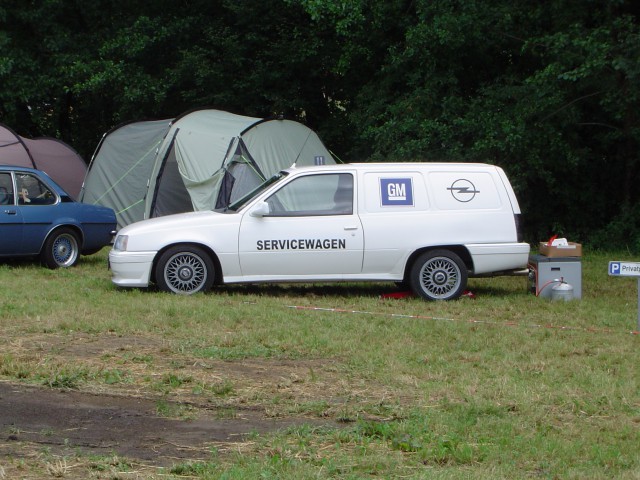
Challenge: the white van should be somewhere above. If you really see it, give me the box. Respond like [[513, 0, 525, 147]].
[[109, 163, 530, 300]]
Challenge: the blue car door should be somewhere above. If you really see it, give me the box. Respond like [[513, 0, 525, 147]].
[[0, 172, 24, 255], [17, 205, 56, 255], [15, 173, 59, 255]]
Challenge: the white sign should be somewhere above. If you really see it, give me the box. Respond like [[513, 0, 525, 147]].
[[609, 261, 640, 332], [608, 261, 640, 277]]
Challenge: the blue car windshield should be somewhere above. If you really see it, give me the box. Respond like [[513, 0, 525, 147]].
[[222, 172, 287, 212]]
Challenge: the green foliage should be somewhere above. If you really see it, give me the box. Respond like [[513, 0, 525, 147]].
[[102, 368, 128, 385], [589, 202, 640, 252], [161, 372, 193, 388], [170, 461, 219, 476], [45, 370, 88, 389], [1, 1, 639, 247]]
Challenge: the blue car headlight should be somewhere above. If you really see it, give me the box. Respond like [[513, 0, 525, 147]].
[[113, 235, 129, 251]]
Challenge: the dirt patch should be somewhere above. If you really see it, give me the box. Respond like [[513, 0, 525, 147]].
[[0, 382, 327, 465], [0, 333, 366, 477], [9, 332, 358, 408]]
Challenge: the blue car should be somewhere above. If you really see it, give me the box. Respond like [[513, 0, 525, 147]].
[[0, 166, 116, 268]]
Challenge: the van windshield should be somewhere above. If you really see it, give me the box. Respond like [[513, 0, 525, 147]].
[[222, 172, 287, 212]]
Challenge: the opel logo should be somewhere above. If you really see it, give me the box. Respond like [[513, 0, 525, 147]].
[[447, 179, 479, 203]]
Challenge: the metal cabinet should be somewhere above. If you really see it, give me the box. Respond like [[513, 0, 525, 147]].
[[528, 254, 582, 299]]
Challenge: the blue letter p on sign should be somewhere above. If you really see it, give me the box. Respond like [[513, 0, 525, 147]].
[[609, 262, 621, 275]]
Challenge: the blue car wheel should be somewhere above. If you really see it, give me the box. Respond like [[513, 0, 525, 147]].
[[41, 227, 80, 269]]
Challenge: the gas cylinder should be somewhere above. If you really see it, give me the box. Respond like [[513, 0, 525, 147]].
[[551, 280, 574, 301]]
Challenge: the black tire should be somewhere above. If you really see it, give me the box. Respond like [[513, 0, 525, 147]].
[[410, 250, 468, 301], [41, 227, 80, 269], [155, 245, 215, 294]]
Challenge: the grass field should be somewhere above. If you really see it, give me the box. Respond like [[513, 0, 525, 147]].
[[0, 249, 639, 479]]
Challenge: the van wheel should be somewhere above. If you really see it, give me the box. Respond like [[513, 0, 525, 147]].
[[155, 245, 215, 294], [410, 250, 467, 301], [41, 227, 80, 269]]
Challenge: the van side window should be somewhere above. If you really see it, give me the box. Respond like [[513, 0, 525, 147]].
[[266, 173, 353, 216]]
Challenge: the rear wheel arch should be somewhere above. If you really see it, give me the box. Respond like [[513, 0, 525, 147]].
[[404, 245, 473, 282], [409, 248, 469, 301], [47, 224, 84, 248], [403, 246, 473, 301], [40, 225, 84, 268]]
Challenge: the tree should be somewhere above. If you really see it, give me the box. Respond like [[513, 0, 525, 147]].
[[1, 0, 639, 248], [295, 0, 640, 248]]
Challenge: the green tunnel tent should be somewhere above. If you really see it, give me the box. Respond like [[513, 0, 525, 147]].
[[79, 109, 335, 229]]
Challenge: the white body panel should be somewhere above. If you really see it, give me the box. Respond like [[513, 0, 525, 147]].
[[238, 214, 364, 277], [109, 163, 530, 289]]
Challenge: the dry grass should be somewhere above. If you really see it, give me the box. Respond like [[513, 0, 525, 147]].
[[0, 249, 639, 478]]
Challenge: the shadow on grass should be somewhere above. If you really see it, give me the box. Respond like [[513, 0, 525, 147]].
[[211, 282, 405, 300], [0, 248, 109, 270], [135, 279, 529, 301]]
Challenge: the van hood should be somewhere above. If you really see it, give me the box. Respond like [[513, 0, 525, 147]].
[[118, 210, 224, 236]]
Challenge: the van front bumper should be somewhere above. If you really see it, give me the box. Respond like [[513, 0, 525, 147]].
[[108, 250, 156, 288]]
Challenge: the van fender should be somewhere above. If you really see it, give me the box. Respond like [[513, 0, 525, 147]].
[[151, 242, 224, 286], [403, 245, 473, 283]]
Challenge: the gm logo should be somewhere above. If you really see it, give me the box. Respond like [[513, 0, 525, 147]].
[[380, 178, 414, 206], [448, 179, 480, 203]]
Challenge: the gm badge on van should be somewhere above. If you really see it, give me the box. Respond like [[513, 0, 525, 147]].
[[380, 178, 414, 206]]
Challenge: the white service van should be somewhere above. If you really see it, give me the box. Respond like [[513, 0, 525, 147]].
[[109, 163, 530, 300]]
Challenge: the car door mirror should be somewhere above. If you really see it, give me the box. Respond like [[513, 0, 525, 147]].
[[250, 201, 270, 217]]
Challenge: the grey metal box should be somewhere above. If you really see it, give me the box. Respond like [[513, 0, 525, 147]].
[[528, 254, 582, 299]]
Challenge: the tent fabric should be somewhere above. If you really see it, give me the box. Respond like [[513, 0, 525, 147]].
[[148, 110, 262, 217], [217, 139, 264, 207], [81, 119, 172, 228], [0, 124, 86, 199], [80, 109, 335, 229]]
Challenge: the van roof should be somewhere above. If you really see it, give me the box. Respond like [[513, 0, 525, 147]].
[[285, 162, 498, 173]]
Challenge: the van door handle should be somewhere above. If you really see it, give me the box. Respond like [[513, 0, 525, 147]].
[[344, 226, 359, 231], [4, 209, 17, 215]]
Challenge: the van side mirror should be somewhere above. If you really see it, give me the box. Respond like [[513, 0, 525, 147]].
[[250, 201, 270, 217]]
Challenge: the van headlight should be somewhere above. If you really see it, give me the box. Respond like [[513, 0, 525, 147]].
[[113, 235, 129, 251]]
